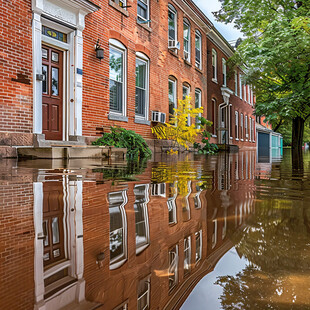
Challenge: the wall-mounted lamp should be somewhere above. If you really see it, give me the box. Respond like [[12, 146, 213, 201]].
[[95, 39, 104, 60]]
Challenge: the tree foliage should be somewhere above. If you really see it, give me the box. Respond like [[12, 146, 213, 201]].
[[151, 96, 204, 153], [215, 1, 310, 149]]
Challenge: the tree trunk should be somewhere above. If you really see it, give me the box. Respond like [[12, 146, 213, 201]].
[[291, 116, 304, 171]]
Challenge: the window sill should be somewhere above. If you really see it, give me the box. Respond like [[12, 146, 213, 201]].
[[108, 113, 128, 122], [168, 48, 179, 58], [184, 59, 192, 66], [135, 118, 151, 125], [109, 0, 129, 17], [212, 78, 218, 84], [195, 66, 203, 74], [137, 20, 152, 32]]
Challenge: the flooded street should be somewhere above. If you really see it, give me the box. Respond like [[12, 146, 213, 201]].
[[1, 150, 310, 310]]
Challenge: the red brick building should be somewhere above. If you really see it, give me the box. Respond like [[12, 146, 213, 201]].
[[0, 0, 256, 158]]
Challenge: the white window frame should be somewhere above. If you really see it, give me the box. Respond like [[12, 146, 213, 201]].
[[195, 230, 202, 263], [135, 52, 149, 121], [245, 115, 248, 140], [212, 219, 218, 249], [137, 0, 149, 25], [195, 89, 202, 129], [235, 71, 238, 95], [212, 98, 217, 136], [134, 184, 150, 255], [137, 274, 151, 310], [248, 117, 251, 141], [109, 39, 127, 118], [222, 58, 227, 86], [235, 111, 239, 140], [167, 182, 178, 225], [184, 236, 191, 276], [168, 78, 177, 120], [195, 30, 202, 69], [239, 74, 243, 99], [168, 4, 177, 42], [108, 190, 128, 270], [183, 19, 190, 62], [168, 245, 179, 292], [240, 113, 244, 140], [212, 49, 217, 82], [112, 0, 127, 9]]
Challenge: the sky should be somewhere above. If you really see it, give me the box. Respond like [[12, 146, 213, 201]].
[[192, 0, 243, 42]]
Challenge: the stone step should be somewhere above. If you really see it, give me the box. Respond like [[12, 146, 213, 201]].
[[17, 146, 127, 159]]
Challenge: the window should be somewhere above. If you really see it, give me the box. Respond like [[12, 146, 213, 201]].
[[114, 302, 128, 310], [212, 219, 217, 249], [222, 58, 227, 86], [137, 275, 151, 310], [168, 245, 178, 291], [151, 183, 166, 197], [211, 98, 217, 135], [109, 40, 126, 116], [183, 19, 190, 61], [235, 71, 238, 95], [194, 185, 202, 209], [135, 53, 149, 120], [111, 0, 126, 8], [245, 115, 248, 139], [182, 83, 190, 99], [134, 185, 150, 254], [195, 31, 202, 69], [195, 89, 202, 128], [212, 49, 217, 81], [168, 78, 177, 120], [195, 230, 202, 263], [222, 209, 227, 240], [109, 190, 128, 269], [167, 182, 177, 225], [137, 0, 149, 24], [249, 117, 251, 141], [235, 111, 239, 139], [239, 74, 243, 99], [182, 181, 191, 222], [184, 236, 191, 276], [168, 4, 177, 42], [240, 113, 243, 140]]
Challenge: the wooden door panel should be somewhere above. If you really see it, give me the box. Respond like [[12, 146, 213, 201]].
[[42, 45, 63, 140]]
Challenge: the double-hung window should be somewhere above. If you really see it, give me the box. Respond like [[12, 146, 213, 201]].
[[137, 275, 151, 310], [135, 53, 149, 121], [109, 40, 126, 117], [168, 78, 177, 120], [183, 19, 190, 61], [239, 74, 243, 99], [245, 115, 248, 139], [168, 5, 177, 42], [195, 31, 202, 69], [137, 0, 149, 24], [222, 58, 227, 86], [240, 113, 244, 140], [168, 245, 179, 291], [184, 236, 191, 276], [195, 230, 202, 263], [235, 111, 239, 139], [212, 49, 217, 82], [111, 0, 126, 8], [182, 84, 190, 99], [195, 89, 202, 128], [235, 71, 238, 95]]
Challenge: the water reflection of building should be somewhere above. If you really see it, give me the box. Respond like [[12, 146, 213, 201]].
[[0, 153, 256, 309]]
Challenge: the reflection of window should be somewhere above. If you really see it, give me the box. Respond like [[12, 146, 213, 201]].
[[151, 183, 166, 197], [183, 19, 190, 61], [212, 219, 217, 249], [182, 181, 191, 221], [168, 78, 177, 120], [194, 185, 202, 209], [114, 302, 128, 310], [109, 190, 128, 269], [195, 230, 202, 263], [168, 245, 178, 291], [137, 275, 151, 310], [168, 4, 177, 41], [134, 185, 150, 254], [135, 53, 149, 120], [195, 31, 202, 69], [109, 39, 126, 116], [222, 209, 227, 240], [167, 182, 177, 225], [184, 236, 191, 276]]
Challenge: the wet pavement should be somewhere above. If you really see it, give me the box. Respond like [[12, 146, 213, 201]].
[[0, 150, 309, 310]]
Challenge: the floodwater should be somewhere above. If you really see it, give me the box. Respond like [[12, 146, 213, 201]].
[[0, 150, 310, 310]]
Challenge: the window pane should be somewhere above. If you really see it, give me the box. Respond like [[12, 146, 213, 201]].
[[51, 67, 59, 96], [169, 80, 176, 118], [136, 59, 146, 89], [168, 11, 176, 40], [110, 48, 123, 82], [52, 217, 60, 244], [42, 65, 48, 95], [110, 80, 123, 112]]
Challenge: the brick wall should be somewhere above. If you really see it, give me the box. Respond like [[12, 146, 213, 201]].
[[0, 0, 33, 146]]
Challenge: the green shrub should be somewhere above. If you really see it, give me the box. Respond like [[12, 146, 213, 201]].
[[92, 127, 152, 160]]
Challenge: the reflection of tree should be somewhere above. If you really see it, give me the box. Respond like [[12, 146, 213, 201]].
[[216, 200, 310, 309]]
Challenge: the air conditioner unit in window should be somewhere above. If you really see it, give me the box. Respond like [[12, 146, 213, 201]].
[[151, 111, 166, 123], [184, 51, 189, 61], [168, 40, 180, 50]]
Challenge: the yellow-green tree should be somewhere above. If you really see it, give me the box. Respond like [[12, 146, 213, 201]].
[[151, 96, 203, 153]]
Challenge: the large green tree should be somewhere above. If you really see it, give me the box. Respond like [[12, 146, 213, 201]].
[[215, 1, 310, 156]]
